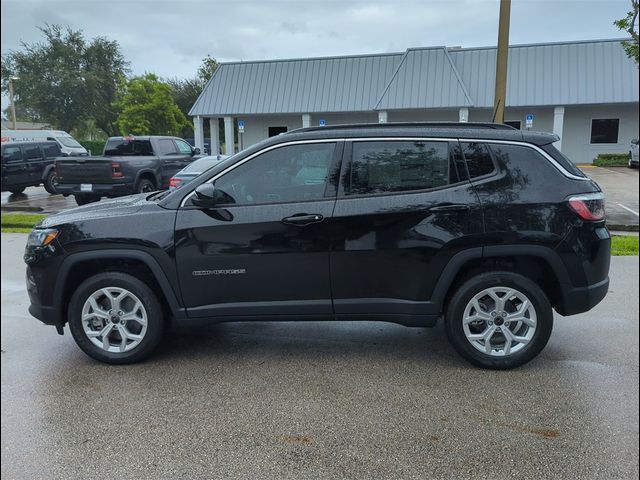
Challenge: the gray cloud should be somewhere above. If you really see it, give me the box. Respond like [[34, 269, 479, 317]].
[[1, 0, 632, 110]]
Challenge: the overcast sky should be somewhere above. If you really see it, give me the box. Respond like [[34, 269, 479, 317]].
[[0, 0, 633, 111]]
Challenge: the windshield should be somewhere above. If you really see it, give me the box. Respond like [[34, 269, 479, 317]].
[[57, 136, 83, 148], [104, 139, 153, 156], [182, 156, 223, 173]]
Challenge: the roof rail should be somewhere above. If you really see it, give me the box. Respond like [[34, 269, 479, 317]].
[[287, 121, 516, 134]]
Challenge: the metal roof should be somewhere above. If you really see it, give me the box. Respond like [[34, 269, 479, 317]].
[[190, 39, 639, 116]]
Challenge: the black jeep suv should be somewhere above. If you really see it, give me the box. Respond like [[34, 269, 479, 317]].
[[25, 123, 610, 369]]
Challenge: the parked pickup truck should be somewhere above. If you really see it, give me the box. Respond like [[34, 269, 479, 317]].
[[55, 135, 202, 205]]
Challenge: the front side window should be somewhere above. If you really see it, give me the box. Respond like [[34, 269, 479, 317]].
[[461, 142, 495, 179], [348, 141, 451, 195], [175, 140, 193, 154], [213, 143, 336, 205], [590, 119, 619, 144], [158, 139, 178, 155], [43, 144, 62, 157], [2, 146, 23, 163]]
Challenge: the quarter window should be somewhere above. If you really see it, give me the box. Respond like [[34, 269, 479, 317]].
[[461, 142, 495, 178], [213, 143, 336, 205], [348, 141, 451, 195], [590, 119, 619, 144]]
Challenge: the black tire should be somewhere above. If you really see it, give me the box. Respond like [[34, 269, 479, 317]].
[[445, 271, 553, 370], [74, 194, 100, 206], [43, 170, 58, 194], [68, 272, 164, 364], [136, 178, 156, 194], [9, 187, 25, 195]]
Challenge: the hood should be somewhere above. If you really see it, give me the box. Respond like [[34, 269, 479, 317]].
[[39, 193, 150, 228]]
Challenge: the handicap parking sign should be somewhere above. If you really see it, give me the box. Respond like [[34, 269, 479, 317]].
[[238, 120, 245, 133], [319, 119, 326, 127]]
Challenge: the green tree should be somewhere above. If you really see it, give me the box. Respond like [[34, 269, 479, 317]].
[[0, 24, 128, 134], [614, 0, 639, 66], [115, 73, 188, 136], [197, 54, 219, 84]]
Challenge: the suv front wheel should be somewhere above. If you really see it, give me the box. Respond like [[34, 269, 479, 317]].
[[445, 271, 553, 369], [68, 272, 164, 364]]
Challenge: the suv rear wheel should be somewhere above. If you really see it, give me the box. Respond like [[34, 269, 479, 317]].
[[445, 271, 553, 369], [68, 272, 164, 364]]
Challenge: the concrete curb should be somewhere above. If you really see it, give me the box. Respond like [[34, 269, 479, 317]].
[[607, 223, 639, 232], [1, 206, 44, 213]]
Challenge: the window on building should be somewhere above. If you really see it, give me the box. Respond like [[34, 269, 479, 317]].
[[505, 120, 521, 130], [348, 141, 451, 195], [590, 119, 619, 144], [268, 126, 288, 137], [213, 142, 336, 205], [461, 142, 495, 178]]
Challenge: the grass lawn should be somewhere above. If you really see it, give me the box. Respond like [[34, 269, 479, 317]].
[[1, 213, 638, 256], [611, 235, 639, 256], [1, 213, 47, 233]]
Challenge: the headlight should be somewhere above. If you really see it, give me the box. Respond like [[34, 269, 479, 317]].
[[27, 228, 59, 247]]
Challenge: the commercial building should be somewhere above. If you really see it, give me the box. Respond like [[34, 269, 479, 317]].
[[190, 39, 639, 163]]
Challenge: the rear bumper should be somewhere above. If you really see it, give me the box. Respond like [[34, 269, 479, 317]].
[[556, 276, 609, 316], [56, 182, 134, 197]]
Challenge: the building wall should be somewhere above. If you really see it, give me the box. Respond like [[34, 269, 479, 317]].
[[228, 103, 639, 163], [561, 104, 639, 163]]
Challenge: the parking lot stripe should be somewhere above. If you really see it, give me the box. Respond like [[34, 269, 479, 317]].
[[617, 203, 640, 216]]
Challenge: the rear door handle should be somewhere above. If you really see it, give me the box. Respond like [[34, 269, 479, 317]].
[[429, 203, 471, 212], [281, 213, 324, 226]]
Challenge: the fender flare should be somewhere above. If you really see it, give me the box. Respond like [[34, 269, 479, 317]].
[[41, 164, 55, 181], [429, 245, 572, 307], [53, 249, 185, 321], [134, 169, 161, 190]]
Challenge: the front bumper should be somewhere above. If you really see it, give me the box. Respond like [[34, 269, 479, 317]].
[[555, 276, 609, 316], [26, 265, 63, 332]]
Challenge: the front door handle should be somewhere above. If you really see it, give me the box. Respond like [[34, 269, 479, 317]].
[[281, 213, 324, 226], [429, 203, 471, 213]]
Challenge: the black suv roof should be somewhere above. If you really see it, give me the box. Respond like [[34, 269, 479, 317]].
[[283, 122, 559, 146]]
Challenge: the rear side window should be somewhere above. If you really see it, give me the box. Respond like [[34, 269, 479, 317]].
[[43, 143, 62, 157], [104, 139, 153, 156], [24, 145, 44, 160], [348, 141, 453, 195], [2, 146, 23, 163], [461, 142, 495, 178]]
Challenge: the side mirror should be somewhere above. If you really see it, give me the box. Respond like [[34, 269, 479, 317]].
[[632, 139, 639, 145], [192, 147, 201, 155], [192, 183, 217, 207]]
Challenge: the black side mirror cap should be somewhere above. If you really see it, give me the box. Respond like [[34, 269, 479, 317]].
[[192, 183, 217, 207], [193, 147, 201, 155]]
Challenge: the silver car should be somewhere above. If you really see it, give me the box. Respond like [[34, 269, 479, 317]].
[[169, 155, 229, 189], [629, 138, 639, 168]]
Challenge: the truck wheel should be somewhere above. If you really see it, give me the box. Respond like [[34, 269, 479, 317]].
[[445, 271, 553, 370], [67, 272, 164, 364], [43, 171, 58, 194], [9, 187, 25, 195], [74, 195, 100, 206], [136, 178, 156, 194]]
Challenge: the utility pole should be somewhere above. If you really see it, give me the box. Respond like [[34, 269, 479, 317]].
[[493, 0, 511, 124], [8, 76, 19, 130]]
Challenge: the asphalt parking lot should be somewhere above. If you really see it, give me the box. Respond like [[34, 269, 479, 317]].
[[1, 232, 638, 480], [2, 166, 638, 229]]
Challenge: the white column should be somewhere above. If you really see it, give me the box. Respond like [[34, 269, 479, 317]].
[[553, 106, 565, 151], [378, 111, 388, 123], [193, 116, 204, 152], [459, 108, 469, 123], [209, 118, 220, 156], [223, 116, 234, 155], [302, 114, 311, 128]]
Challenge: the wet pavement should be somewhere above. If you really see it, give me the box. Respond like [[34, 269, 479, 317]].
[[1, 232, 638, 479], [2, 166, 638, 229]]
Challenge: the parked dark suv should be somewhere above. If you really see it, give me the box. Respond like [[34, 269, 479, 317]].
[[2, 141, 62, 194], [25, 123, 610, 368]]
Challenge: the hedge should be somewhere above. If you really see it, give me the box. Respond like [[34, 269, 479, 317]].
[[79, 140, 106, 155], [593, 153, 630, 167]]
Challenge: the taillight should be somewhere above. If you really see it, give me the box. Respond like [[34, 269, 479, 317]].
[[111, 161, 123, 179], [567, 193, 605, 221], [169, 177, 182, 188]]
